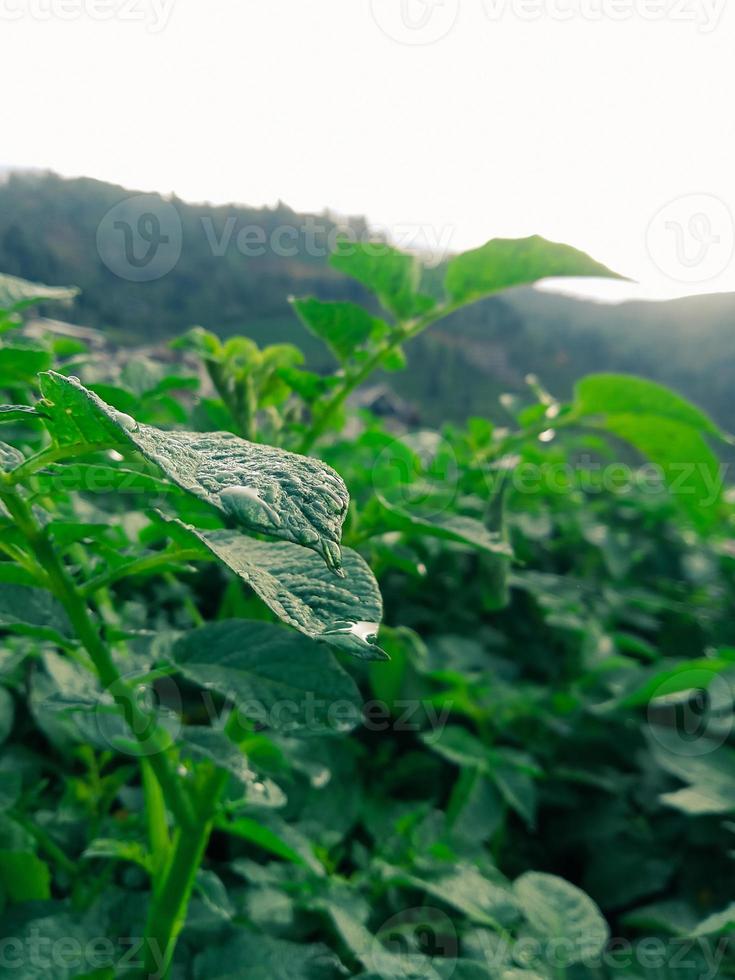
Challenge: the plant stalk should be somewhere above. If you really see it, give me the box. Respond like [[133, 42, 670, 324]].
[[0, 489, 196, 830]]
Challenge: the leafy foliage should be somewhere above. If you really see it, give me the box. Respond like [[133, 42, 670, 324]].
[[0, 241, 733, 980]]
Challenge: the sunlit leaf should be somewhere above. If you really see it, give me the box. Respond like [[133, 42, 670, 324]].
[[445, 235, 624, 305]]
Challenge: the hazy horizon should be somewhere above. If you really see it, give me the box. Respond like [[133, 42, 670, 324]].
[[4, 0, 735, 304]]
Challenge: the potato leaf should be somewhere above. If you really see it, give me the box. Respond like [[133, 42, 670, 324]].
[[445, 235, 623, 306], [330, 240, 431, 320], [0, 272, 78, 313], [290, 298, 388, 362], [163, 516, 386, 660], [575, 373, 721, 436], [0, 583, 71, 640], [38, 372, 349, 571], [170, 619, 363, 735], [513, 871, 609, 965]]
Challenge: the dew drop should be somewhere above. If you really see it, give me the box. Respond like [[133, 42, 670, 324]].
[[296, 527, 320, 547], [321, 539, 344, 576], [113, 410, 139, 433], [220, 485, 282, 529], [323, 620, 379, 646], [311, 767, 330, 789]]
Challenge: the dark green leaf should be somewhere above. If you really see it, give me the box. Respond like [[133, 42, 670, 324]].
[[163, 517, 386, 660], [170, 619, 362, 735], [0, 583, 71, 639], [39, 372, 350, 571], [0, 851, 51, 902]]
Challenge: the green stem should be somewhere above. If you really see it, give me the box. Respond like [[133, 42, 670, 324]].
[[141, 771, 228, 979], [142, 759, 171, 875], [81, 548, 207, 598], [5, 440, 117, 485], [0, 490, 196, 830], [298, 303, 459, 454]]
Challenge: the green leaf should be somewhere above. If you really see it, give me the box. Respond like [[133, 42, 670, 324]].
[[492, 754, 537, 830], [330, 240, 428, 320], [377, 496, 513, 557], [33, 463, 174, 496], [38, 372, 350, 571], [379, 863, 517, 928], [0, 689, 14, 747], [291, 298, 388, 361], [575, 374, 720, 435], [600, 657, 735, 710], [649, 737, 735, 815], [0, 851, 51, 902], [690, 902, 735, 937], [225, 814, 325, 875], [163, 517, 386, 660], [601, 414, 722, 530], [0, 405, 41, 422], [445, 235, 624, 305], [0, 342, 52, 381], [83, 838, 152, 873], [0, 583, 72, 639], [0, 771, 20, 811], [193, 932, 344, 980], [0, 272, 78, 313], [170, 619, 362, 735], [180, 726, 285, 807], [513, 871, 610, 965]]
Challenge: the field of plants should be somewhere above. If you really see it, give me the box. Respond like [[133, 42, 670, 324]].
[[0, 235, 734, 979]]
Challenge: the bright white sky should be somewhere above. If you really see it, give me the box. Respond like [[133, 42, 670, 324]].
[[3, 0, 735, 301]]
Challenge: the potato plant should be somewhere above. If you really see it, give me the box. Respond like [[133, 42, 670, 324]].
[[0, 238, 734, 979]]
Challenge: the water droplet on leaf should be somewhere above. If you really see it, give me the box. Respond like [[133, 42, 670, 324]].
[[113, 410, 139, 433], [220, 485, 282, 529], [323, 620, 379, 646]]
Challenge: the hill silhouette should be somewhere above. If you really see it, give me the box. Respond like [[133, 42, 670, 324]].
[[1, 170, 733, 427]]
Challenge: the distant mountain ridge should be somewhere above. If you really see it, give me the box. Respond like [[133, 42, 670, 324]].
[[0, 170, 733, 427]]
